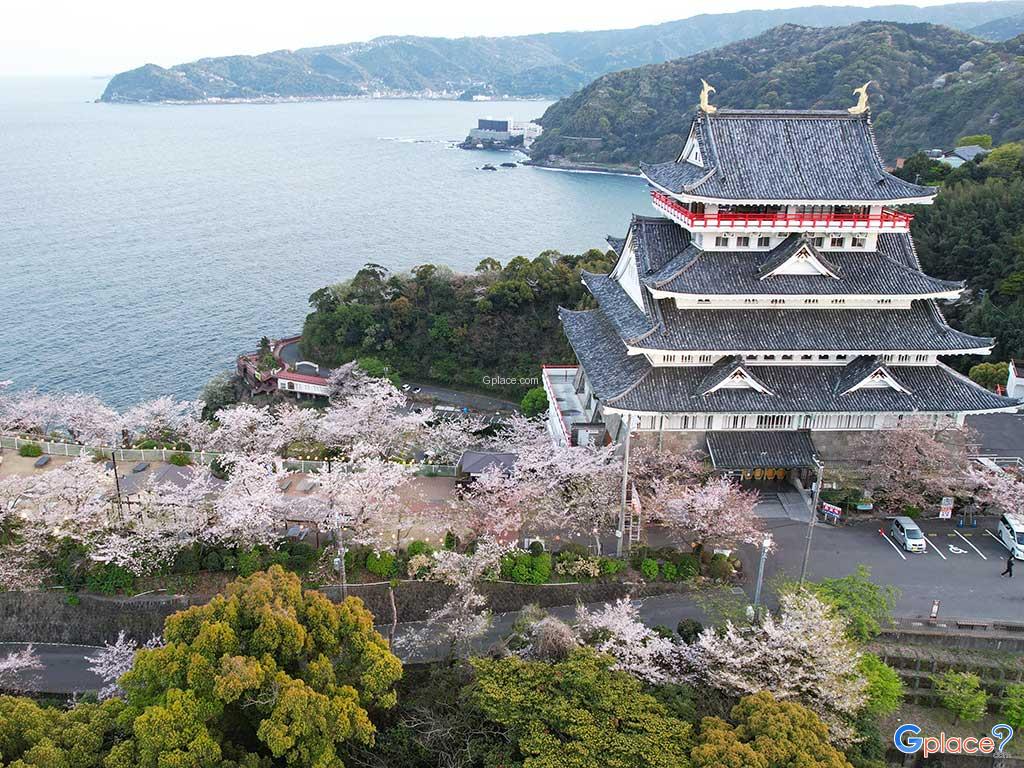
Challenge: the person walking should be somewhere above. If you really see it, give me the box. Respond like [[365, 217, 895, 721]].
[[1001, 554, 1014, 578]]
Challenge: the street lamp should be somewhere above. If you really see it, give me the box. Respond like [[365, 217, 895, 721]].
[[752, 532, 773, 623], [799, 457, 825, 586]]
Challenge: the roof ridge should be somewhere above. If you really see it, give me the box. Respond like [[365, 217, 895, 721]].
[[605, 366, 653, 406], [936, 359, 1022, 406]]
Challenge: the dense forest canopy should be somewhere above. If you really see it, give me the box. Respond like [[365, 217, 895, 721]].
[[531, 22, 1024, 168], [896, 142, 1024, 363], [300, 250, 615, 398]]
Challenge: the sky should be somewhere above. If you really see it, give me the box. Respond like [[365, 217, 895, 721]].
[[0, 0, 982, 77]]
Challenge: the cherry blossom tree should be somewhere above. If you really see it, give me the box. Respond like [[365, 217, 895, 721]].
[[325, 360, 370, 403], [850, 421, 974, 512], [0, 388, 61, 436], [27, 456, 114, 541], [85, 631, 163, 700], [265, 401, 322, 454], [652, 475, 762, 549], [971, 466, 1024, 516], [419, 411, 486, 464], [209, 403, 277, 453], [207, 453, 286, 546], [541, 443, 621, 553], [319, 377, 424, 459], [690, 591, 867, 738], [55, 393, 121, 446], [120, 396, 205, 447], [574, 598, 681, 685], [312, 451, 414, 596], [0, 644, 43, 692]]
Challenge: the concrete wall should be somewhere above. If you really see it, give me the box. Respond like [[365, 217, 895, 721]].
[[0, 581, 689, 645]]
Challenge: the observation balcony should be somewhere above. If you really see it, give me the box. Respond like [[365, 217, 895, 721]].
[[651, 190, 913, 234]]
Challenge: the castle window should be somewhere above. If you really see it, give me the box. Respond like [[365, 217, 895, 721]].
[[851, 235, 867, 248], [744, 298, 759, 304], [801, 354, 813, 360], [698, 354, 714, 364], [916, 354, 929, 363], [736, 236, 750, 247], [818, 354, 830, 361], [804, 298, 819, 305], [770, 298, 786, 305], [831, 298, 846, 305], [663, 354, 676, 364], [715, 235, 730, 248], [757, 235, 771, 247], [830, 236, 845, 248], [812, 236, 825, 248]]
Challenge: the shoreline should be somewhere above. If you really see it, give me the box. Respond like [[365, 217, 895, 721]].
[[96, 94, 555, 107], [523, 158, 642, 178]]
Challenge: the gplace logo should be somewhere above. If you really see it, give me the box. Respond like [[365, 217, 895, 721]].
[[894, 723, 1014, 757]]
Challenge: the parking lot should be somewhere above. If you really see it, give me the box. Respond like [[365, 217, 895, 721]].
[[760, 515, 1024, 622]]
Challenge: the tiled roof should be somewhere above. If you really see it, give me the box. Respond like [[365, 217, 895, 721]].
[[606, 235, 626, 256], [580, 271, 652, 340], [627, 215, 692, 275], [644, 234, 961, 297], [833, 355, 897, 395], [558, 308, 649, 401], [635, 300, 992, 353], [641, 109, 936, 202], [707, 431, 818, 469], [755, 237, 840, 279], [695, 355, 774, 395], [605, 361, 1018, 414]]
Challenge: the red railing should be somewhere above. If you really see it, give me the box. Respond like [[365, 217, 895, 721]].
[[651, 190, 913, 230]]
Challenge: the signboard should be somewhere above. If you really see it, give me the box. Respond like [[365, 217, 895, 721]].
[[821, 501, 843, 523], [939, 496, 954, 520]]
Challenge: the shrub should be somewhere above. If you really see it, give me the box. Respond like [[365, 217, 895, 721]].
[[676, 554, 699, 582], [1002, 683, 1024, 730], [406, 540, 433, 558], [366, 551, 398, 579], [18, 442, 43, 458], [85, 563, 135, 595], [528, 540, 545, 557], [903, 505, 922, 519], [443, 531, 459, 550], [934, 671, 988, 723], [503, 551, 552, 584], [599, 557, 625, 576], [662, 562, 678, 581], [283, 541, 317, 572], [707, 553, 734, 580], [557, 542, 591, 559], [532, 552, 552, 583], [209, 456, 230, 480], [172, 544, 201, 574], [653, 624, 675, 639], [168, 452, 192, 466], [807, 565, 897, 641], [237, 548, 262, 577], [640, 558, 659, 581], [202, 551, 223, 571], [676, 618, 704, 643], [520, 387, 549, 418]]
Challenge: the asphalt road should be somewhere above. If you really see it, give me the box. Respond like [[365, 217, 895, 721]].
[[9, 516, 1022, 694]]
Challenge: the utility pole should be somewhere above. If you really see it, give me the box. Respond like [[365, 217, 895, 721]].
[[752, 533, 773, 623], [799, 457, 825, 586], [616, 415, 632, 557], [111, 451, 125, 521]]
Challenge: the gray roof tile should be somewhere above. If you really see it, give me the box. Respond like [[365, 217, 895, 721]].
[[641, 109, 935, 202], [707, 431, 818, 469], [605, 361, 1018, 414], [635, 300, 992, 353], [643, 232, 959, 297], [559, 308, 648, 400]]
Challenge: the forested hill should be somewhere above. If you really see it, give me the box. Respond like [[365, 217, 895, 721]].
[[99, 1, 1024, 102], [530, 22, 1024, 168]]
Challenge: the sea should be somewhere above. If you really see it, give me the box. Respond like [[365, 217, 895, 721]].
[[0, 78, 648, 407]]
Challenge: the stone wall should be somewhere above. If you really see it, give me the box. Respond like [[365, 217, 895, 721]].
[[0, 581, 688, 645]]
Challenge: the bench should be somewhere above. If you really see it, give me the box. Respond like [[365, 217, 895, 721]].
[[132, 462, 150, 473], [33, 455, 51, 468]]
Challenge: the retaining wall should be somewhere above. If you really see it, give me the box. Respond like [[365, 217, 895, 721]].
[[0, 580, 687, 645]]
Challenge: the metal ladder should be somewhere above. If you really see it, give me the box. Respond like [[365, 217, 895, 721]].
[[622, 482, 643, 550]]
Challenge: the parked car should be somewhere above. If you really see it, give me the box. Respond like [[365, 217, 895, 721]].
[[890, 516, 926, 553], [997, 513, 1024, 560]]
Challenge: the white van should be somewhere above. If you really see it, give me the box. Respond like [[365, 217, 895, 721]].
[[997, 514, 1024, 560], [890, 516, 926, 553]]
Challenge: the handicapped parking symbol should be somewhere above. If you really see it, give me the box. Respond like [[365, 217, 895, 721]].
[[948, 544, 967, 555]]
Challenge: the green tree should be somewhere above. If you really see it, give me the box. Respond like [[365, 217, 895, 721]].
[[934, 671, 988, 723], [200, 371, 239, 420], [982, 143, 1024, 175], [107, 566, 402, 768], [520, 387, 549, 418], [1001, 683, 1024, 731], [858, 653, 904, 717], [968, 361, 1009, 391], [691, 692, 852, 768], [804, 565, 898, 641], [957, 134, 993, 149], [0, 695, 127, 768], [470, 648, 693, 768]]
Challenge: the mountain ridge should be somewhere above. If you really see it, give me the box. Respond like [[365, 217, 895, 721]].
[[529, 21, 1024, 167], [100, 0, 1024, 102]]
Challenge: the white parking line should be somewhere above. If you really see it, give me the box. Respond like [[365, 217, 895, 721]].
[[984, 529, 1007, 551], [880, 531, 908, 560], [953, 530, 987, 560], [923, 537, 947, 560]]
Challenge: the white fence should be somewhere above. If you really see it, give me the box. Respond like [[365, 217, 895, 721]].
[[0, 434, 456, 476]]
